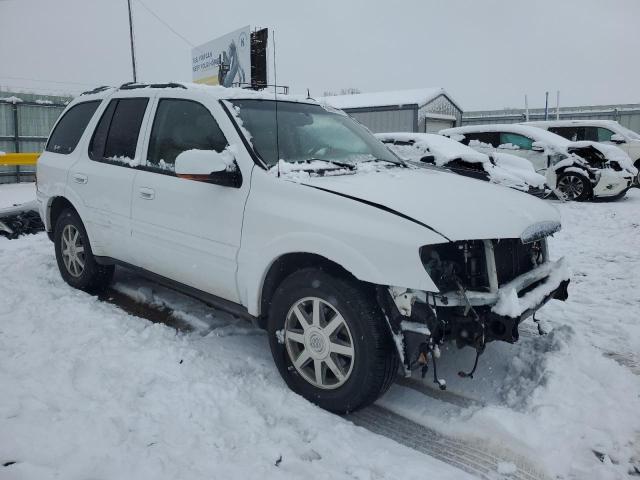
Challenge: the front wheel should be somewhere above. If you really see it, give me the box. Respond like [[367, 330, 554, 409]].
[[268, 268, 398, 413], [556, 172, 592, 201]]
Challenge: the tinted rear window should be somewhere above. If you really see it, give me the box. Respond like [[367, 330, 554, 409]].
[[45, 101, 100, 154], [88, 98, 148, 162]]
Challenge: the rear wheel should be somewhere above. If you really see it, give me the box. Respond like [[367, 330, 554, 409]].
[[54, 209, 114, 293], [634, 159, 640, 187], [556, 172, 592, 201], [268, 268, 398, 413]]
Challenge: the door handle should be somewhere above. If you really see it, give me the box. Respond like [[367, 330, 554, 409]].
[[72, 173, 88, 184], [139, 187, 155, 200]]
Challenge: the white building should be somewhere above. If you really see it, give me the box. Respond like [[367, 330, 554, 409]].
[[321, 88, 463, 133]]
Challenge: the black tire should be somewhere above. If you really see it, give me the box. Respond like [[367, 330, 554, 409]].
[[634, 159, 640, 187], [556, 171, 592, 201], [54, 208, 114, 293], [268, 268, 398, 413]]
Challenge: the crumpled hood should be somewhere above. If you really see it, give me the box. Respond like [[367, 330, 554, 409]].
[[302, 166, 560, 242]]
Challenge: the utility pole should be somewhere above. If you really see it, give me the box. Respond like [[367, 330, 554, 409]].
[[556, 90, 560, 120], [127, 0, 137, 82], [544, 91, 549, 120], [524, 94, 529, 121]]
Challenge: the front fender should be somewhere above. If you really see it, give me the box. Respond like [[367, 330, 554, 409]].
[[237, 171, 445, 316], [238, 231, 440, 316]]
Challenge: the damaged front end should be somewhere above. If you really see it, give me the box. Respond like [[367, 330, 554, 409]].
[[378, 222, 570, 389]]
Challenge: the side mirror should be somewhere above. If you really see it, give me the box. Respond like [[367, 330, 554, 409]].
[[420, 155, 436, 164], [610, 133, 625, 144], [175, 149, 241, 187], [531, 142, 545, 152]]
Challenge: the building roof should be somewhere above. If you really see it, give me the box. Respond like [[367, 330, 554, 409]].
[[321, 88, 459, 111]]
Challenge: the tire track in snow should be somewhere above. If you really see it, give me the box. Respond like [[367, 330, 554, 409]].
[[346, 405, 551, 480]]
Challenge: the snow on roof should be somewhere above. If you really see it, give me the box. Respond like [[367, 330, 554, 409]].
[[0, 96, 23, 104], [321, 88, 455, 110], [441, 123, 571, 147]]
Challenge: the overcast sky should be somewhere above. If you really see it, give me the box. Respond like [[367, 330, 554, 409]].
[[1, 0, 639, 110]]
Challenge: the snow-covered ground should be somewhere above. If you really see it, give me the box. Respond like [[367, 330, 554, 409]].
[[1, 185, 639, 479], [0, 182, 36, 212]]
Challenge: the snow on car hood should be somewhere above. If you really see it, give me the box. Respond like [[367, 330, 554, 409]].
[[300, 166, 560, 242]]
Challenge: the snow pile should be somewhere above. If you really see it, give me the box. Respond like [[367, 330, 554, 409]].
[[490, 153, 547, 188], [34, 99, 54, 105], [375, 132, 487, 166], [0, 234, 469, 480]]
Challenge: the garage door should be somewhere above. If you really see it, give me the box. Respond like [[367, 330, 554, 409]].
[[424, 117, 454, 133]]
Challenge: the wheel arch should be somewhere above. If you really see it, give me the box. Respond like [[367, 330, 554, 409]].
[[256, 252, 361, 328], [46, 196, 77, 239]]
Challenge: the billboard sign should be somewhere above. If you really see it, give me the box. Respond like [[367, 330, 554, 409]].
[[192, 26, 250, 87]]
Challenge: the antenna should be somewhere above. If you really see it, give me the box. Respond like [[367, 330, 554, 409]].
[[127, 0, 137, 82], [273, 29, 281, 178]]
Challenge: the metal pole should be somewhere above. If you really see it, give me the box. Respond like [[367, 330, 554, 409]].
[[524, 95, 529, 121], [556, 90, 560, 120], [127, 0, 137, 82], [544, 91, 549, 120], [12, 102, 20, 183]]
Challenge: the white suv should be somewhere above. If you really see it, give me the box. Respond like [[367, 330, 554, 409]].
[[37, 83, 569, 412]]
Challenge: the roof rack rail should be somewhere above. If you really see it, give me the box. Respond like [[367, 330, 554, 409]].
[[119, 82, 187, 90], [80, 85, 113, 96], [231, 82, 289, 95]]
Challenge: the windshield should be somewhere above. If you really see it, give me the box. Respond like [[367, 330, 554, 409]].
[[228, 99, 401, 168]]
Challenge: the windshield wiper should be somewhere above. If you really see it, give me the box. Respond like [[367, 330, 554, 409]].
[[294, 158, 357, 170], [358, 157, 407, 167]]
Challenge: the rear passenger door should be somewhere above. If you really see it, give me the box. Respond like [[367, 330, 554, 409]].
[[69, 94, 152, 262], [130, 94, 251, 303]]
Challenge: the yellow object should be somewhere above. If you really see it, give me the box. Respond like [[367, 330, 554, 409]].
[[0, 153, 40, 166], [194, 75, 220, 86]]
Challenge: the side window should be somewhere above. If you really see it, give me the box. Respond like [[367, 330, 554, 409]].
[[89, 98, 149, 163], [499, 133, 533, 150], [596, 127, 614, 142], [147, 99, 228, 171], [45, 101, 100, 154], [548, 126, 581, 141], [462, 132, 499, 147]]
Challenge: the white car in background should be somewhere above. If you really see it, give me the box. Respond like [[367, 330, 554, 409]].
[[523, 119, 640, 186], [375, 132, 547, 195], [441, 124, 636, 201]]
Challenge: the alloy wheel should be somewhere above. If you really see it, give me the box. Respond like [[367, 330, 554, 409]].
[[284, 297, 355, 390], [61, 224, 85, 277], [557, 174, 585, 200]]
